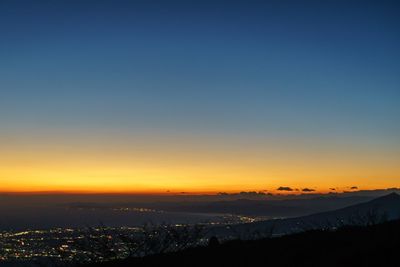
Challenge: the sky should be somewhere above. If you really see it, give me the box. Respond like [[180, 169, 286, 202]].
[[0, 0, 399, 194]]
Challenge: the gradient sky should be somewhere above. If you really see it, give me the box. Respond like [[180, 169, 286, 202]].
[[1, 0, 399, 193]]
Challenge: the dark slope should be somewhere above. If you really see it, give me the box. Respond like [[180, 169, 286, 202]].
[[215, 193, 400, 237], [304, 192, 400, 221], [89, 219, 400, 267]]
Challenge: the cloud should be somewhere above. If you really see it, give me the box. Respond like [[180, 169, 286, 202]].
[[302, 188, 315, 192], [330, 188, 336, 191], [277, 186, 293, 191], [350, 186, 358, 190]]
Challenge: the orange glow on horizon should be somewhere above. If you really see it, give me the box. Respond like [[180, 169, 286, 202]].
[[1, 132, 399, 194]]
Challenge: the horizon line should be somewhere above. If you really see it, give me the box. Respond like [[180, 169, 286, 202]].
[[1, 188, 399, 196]]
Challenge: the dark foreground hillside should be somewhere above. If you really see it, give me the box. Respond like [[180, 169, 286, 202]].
[[89, 219, 400, 267]]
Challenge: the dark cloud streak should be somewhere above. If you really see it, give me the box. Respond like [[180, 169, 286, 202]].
[[302, 188, 315, 192], [277, 187, 293, 191]]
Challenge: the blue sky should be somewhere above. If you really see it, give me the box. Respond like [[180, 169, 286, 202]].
[[0, 0, 399, 154], [1, 1, 400, 192]]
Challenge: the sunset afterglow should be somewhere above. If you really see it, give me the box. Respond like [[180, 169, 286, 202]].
[[1, 1, 400, 265], [1, 131, 399, 193], [1, 0, 399, 194]]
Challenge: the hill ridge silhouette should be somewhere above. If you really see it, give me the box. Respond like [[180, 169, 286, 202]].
[[86, 219, 400, 267]]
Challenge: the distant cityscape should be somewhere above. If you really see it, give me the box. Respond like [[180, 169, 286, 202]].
[[0, 214, 261, 264], [0, 227, 140, 262]]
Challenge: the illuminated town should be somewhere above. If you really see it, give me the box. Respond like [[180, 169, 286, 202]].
[[0, 214, 262, 264], [0, 227, 135, 262]]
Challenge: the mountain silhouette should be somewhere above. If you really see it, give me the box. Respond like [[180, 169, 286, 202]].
[[88, 218, 400, 267], [211, 193, 400, 238], [371, 192, 400, 203], [304, 192, 400, 222], [81, 194, 400, 267]]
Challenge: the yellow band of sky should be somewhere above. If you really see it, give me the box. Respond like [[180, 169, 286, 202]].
[[1, 131, 399, 193]]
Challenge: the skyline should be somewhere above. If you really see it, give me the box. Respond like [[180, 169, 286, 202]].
[[1, 0, 399, 193]]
